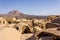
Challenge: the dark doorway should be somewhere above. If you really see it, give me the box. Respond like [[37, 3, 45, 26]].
[[16, 26, 19, 30], [8, 21, 11, 24], [22, 26, 31, 34]]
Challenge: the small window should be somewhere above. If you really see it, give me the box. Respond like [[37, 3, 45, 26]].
[[8, 21, 11, 24], [50, 17, 53, 20], [57, 28, 60, 31], [56, 16, 59, 17], [16, 27, 19, 30], [0, 20, 1, 23], [3, 21, 5, 24]]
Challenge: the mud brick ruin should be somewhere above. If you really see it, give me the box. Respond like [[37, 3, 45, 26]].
[[0, 15, 60, 40]]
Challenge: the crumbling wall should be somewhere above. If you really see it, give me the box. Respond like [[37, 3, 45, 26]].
[[13, 22, 34, 34]]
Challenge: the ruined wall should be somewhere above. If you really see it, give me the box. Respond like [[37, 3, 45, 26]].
[[0, 17, 7, 24]]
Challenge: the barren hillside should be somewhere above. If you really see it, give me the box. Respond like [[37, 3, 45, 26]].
[[0, 10, 48, 19]]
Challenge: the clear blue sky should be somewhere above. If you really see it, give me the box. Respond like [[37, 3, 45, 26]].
[[0, 0, 60, 15]]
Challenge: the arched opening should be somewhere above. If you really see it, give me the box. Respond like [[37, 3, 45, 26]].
[[41, 26, 44, 29], [50, 17, 53, 20], [8, 21, 11, 24], [3, 21, 5, 24], [56, 16, 59, 18], [0, 20, 1, 24], [16, 26, 19, 30], [22, 26, 31, 34]]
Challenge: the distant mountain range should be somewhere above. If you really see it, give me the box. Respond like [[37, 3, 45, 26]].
[[0, 10, 48, 19]]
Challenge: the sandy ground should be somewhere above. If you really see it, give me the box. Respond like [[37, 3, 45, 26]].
[[0, 28, 21, 40]]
